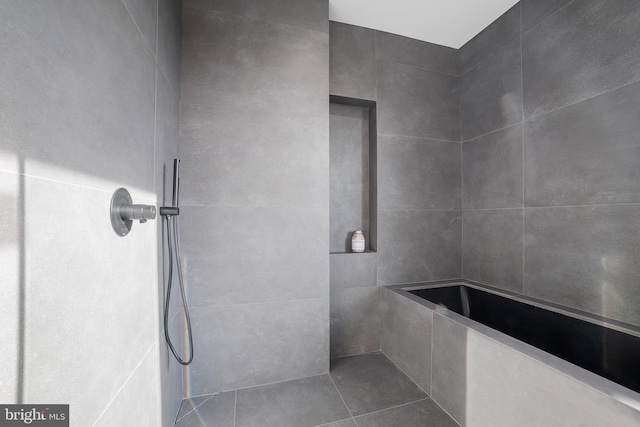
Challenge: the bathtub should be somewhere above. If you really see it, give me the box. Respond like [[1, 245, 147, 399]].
[[381, 281, 640, 427]]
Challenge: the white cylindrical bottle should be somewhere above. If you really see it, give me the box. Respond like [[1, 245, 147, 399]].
[[351, 231, 365, 253]]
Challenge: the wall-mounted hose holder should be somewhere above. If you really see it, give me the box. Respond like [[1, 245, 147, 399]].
[[110, 188, 156, 236]]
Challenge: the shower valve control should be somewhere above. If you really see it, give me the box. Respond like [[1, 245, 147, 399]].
[[110, 188, 156, 236]]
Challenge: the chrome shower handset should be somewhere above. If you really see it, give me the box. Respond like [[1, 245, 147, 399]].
[[160, 159, 181, 217]]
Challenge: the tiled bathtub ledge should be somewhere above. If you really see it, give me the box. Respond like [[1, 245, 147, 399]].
[[381, 281, 640, 427]]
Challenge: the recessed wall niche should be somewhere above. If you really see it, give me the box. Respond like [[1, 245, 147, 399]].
[[329, 95, 377, 253]]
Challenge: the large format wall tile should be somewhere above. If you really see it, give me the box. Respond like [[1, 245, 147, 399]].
[[463, 124, 523, 209], [158, 0, 182, 97], [330, 253, 377, 289], [463, 209, 523, 293], [523, 0, 640, 118], [180, 0, 329, 396], [376, 31, 457, 76], [181, 205, 328, 307], [524, 205, 640, 327], [378, 135, 461, 211], [155, 70, 180, 205], [458, 2, 521, 74], [180, 102, 328, 209], [524, 81, 640, 207], [381, 288, 432, 393], [465, 329, 640, 426], [94, 346, 160, 427], [330, 287, 381, 358], [186, 298, 329, 395], [377, 61, 460, 141], [235, 375, 350, 427], [21, 178, 157, 426], [521, 0, 571, 33], [330, 22, 376, 100], [0, 171, 21, 403], [122, 0, 157, 55], [160, 314, 185, 427], [460, 38, 522, 141], [0, 0, 156, 191], [377, 210, 461, 285], [184, 0, 328, 33], [431, 314, 467, 426], [181, 9, 328, 110]]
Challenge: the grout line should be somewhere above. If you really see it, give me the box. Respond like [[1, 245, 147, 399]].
[[0, 169, 157, 200], [313, 418, 354, 427], [430, 312, 434, 396], [377, 131, 461, 144], [328, 372, 357, 425], [524, 77, 640, 122], [520, 0, 577, 38], [233, 390, 237, 427], [119, 0, 157, 61], [352, 397, 430, 420], [521, 3, 526, 297], [91, 342, 158, 426], [460, 141, 464, 278], [461, 120, 523, 143], [331, 349, 383, 361], [174, 393, 219, 423], [377, 207, 462, 212]]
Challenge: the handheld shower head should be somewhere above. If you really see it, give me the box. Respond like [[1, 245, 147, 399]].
[[172, 158, 180, 208]]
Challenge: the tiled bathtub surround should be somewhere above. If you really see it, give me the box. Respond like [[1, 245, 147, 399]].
[[460, 0, 640, 328], [383, 285, 640, 427], [1, 0, 183, 425]]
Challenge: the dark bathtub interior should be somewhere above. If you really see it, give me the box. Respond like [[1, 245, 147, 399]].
[[409, 285, 640, 394]]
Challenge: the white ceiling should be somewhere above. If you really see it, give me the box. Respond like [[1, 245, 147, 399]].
[[329, 0, 520, 49]]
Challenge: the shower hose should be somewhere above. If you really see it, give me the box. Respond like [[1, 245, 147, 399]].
[[164, 214, 194, 365]]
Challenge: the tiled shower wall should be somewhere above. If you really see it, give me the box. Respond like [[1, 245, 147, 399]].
[[329, 22, 461, 358], [460, 0, 640, 327], [179, 0, 330, 395], [1, 0, 183, 426]]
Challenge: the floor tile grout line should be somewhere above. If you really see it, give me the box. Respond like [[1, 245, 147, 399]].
[[312, 417, 354, 427], [328, 371, 357, 426], [352, 397, 430, 420]]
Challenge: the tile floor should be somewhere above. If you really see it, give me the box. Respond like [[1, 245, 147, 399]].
[[174, 352, 458, 427]]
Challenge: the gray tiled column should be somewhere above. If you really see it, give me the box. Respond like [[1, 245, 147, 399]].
[[179, 0, 330, 394]]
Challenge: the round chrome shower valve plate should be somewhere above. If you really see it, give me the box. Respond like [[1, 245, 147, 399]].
[[110, 188, 133, 236]]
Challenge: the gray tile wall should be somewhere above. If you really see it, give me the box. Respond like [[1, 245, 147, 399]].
[[460, 0, 640, 327], [329, 22, 461, 358], [179, 0, 330, 394], [0, 0, 183, 425]]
